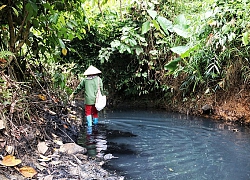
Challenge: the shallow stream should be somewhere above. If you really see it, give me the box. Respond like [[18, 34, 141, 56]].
[[78, 109, 250, 180]]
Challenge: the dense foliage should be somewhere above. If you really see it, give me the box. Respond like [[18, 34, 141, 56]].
[[0, 0, 249, 103]]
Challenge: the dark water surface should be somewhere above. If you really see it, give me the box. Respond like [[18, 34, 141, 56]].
[[78, 109, 250, 180]]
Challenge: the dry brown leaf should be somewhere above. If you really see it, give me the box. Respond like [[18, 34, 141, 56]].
[[46, 109, 57, 115], [63, 124, 68, 129], [18, 166, 37, 178], [38, 94, 46, 101], [1, 155, 22, 166], [0, 58, 7, 64], [0, 119, 5, 130]]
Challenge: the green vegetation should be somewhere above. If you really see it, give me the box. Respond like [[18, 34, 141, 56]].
[[0, 0, 249, 103]]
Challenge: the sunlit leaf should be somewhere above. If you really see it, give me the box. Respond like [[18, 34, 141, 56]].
[[67, 22, 73, 29], [62, 48, 67, 56], [12, 7, 18, 16], [0, 5, 7, 11], [135, 47, 143, 56], [1, 155, 22, 166], [170, 46, 190, 56], [157, 16, 173, 35], [50, 13, 59, 23], [174, 14, 189, 29], [111, 40, 121, 48], [18, 166, 37, 178], [152, 20, 160, 30], [38, 94, 46, 101], [147, 10, 157, 19], [142, 21, 150, 34], [173, 25, 190, 38], [58, 39, 65, 48], [242, 32, 249, 46]]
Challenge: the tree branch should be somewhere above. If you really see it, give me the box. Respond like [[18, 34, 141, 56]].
[[7, 0, 15, 52], [14, 11, 29, 43]]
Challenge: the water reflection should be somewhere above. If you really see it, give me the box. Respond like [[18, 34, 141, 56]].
[[78, 125, 108, 158], [78, 124, 136, 159]]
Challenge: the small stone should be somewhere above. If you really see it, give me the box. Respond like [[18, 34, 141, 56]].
[[59, 143, 87, 154], [37, 142, 48, 154], [202, 104, 213, 114]]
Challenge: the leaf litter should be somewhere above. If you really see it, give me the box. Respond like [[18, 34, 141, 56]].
[[0, 72, 123, 180]]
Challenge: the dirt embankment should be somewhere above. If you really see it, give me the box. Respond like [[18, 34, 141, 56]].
[[114, 87, 250, 127], [167, 88, 250, 126]]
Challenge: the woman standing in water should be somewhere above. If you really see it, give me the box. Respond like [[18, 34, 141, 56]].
[[70, 65, 104, 133]]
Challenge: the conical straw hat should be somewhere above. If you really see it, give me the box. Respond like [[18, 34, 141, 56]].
[[83, 65, 102, 75]]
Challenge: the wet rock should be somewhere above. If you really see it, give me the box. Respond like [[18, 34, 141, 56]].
[[202, 104, 213, 114]]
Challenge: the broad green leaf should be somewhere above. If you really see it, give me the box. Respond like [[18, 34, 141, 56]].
[[50, 13, 59, 23], [58, 39, 65, 48], [164, 58, 181, 73], [157, 16, 173, 35], [142, 21, 150, 34], [129, 39, 137, 46], [174, 14, 189, 29], [32, 19, 39, 28], [135, 47, 143, 56], [70, 20, 78, 26], [126, 46, 132, 53], [121, 35, 129, 41], [173, 25, 190, 38], [181, 45, 199, 58], [147, 10, 157, 19], [58, 15, 66, 25], [68, 33, 74, 40], [43, 3, 53, 12], [67, 22, 73, 29], [25, 3, 34, 20], [171, 45, 198, 58], [170, 46, 190, 56], [101, 0, 109, 6], [152, 20, 160, 30], [242, 32, 249, 46], [30, 1, 38, 13]]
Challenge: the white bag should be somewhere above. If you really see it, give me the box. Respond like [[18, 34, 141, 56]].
[[95, 89, 106, 111], [95, 78, 106, 111]]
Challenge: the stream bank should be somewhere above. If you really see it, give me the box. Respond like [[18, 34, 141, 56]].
[[114, 87, 250, 127]]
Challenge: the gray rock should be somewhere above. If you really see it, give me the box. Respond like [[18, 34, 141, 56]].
[[202, 104, 213, 114], [59, 143, 87, 154]]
